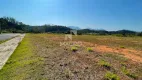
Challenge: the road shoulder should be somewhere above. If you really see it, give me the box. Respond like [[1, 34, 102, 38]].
[[0, 34, 25, 69]]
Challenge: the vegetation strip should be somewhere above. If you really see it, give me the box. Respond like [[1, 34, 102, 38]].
[[0, 34, 25, 69], [0, 34, 44, 80]]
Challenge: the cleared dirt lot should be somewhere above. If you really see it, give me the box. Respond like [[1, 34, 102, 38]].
[[0, 34, 142, 80]]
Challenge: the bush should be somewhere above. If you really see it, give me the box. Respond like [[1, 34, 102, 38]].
[[121, 66, 138, 79], [136, 32, 142, 36], [71, 46, 78, 52], [105, 71, 120, 80], [1, 30, 10, 33], [120, 46, 125, 49], [87, 47, 93, 52], [99, 60, 111, 69]]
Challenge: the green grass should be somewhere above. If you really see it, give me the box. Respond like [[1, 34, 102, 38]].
[[120, 46, 125, 49], [87, 47, 93, 52], [0, 39, 11, 44], [121, 66, 138, 79], [71, 46, 78, 52], [74, 45, 80, 48], [104, 53, 128, 62], [0, 34, 44, 80], [105, 71, 120, 80], [98, 60, 111, 69], [0, 40, 7, 44]]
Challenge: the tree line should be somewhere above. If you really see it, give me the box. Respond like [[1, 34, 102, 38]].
[[0, 17, 142, 37], [77, 29, 142, 37], [0, 17, 71, 33]]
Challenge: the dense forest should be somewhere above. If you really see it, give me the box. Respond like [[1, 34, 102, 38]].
[[0, 17, 142, 36]]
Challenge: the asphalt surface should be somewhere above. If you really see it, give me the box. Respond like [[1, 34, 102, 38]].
[[0, 34, 21, 41]]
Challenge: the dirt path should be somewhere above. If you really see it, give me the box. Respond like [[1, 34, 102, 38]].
[[0, 34, 25, 69]]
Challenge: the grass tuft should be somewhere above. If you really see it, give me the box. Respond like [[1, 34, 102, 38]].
[[105, 71, 120, 80], [98, 60, 111, 69], [120, 46, 125, 49], [121, 66, 138, 79], [74, 45, 80, 48], [87, 47, 93, 52], [71, 46, 78, 52]]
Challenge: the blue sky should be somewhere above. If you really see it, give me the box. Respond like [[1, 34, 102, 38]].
[[0, 0, 142, 31]]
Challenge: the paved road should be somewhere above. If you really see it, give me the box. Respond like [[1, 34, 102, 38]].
[[0, 34, 25, 69], [0, 34, 21, 41]]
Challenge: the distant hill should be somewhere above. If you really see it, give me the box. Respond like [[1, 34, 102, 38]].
[[68, 26, 80, 30], [0, 17, 70, 33], [0, 16, 141, 36]]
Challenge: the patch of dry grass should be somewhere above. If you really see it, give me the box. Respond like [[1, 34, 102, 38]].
[[0, 33, 142, 80], [73, 35, 142, 50]]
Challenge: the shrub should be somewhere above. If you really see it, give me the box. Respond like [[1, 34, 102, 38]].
[[120, 62, 126, 67], [71, 46, 78, 52], [99, 60, 111, 69], [105, 71, 120, 80], [137, 32, 142, 36], [74, 45, 80, 48], [120, 46, 125, 49], [121, 66, 138, 79], [87, 47, 93, 52]]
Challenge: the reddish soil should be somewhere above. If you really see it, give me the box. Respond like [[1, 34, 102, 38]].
[[31, 35, 142, 80], [47, 36, 142, 63], [81, 41, 142, 63]]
